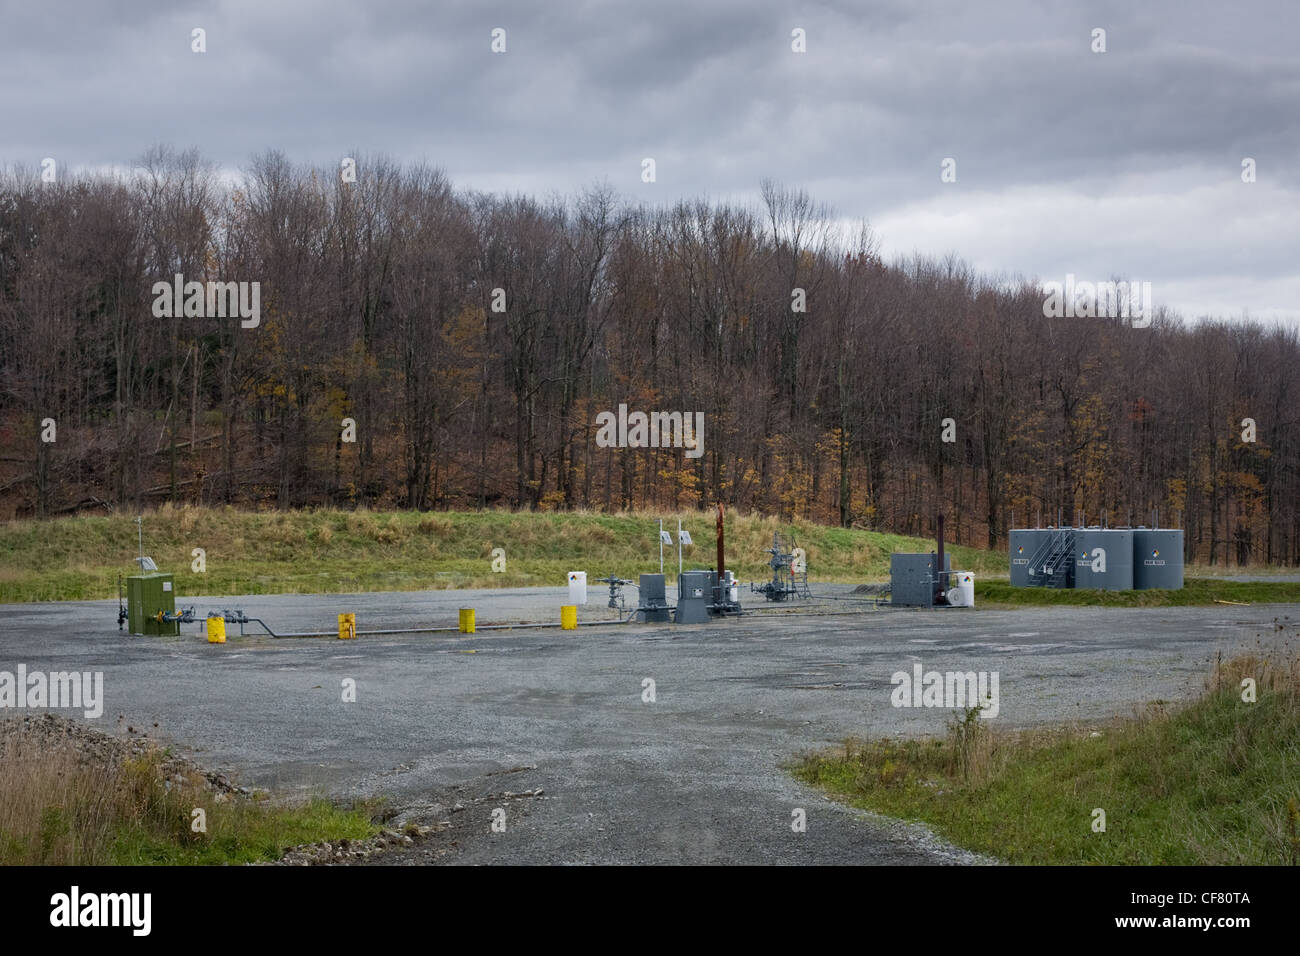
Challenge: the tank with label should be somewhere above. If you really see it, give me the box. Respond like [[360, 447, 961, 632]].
[[1072, 528, 1134, 590], [1008, 529, 1045, 587], [946, 571, 976, 607], [1133, 529, 1184, 589]]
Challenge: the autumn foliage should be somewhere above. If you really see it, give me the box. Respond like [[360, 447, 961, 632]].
[[1, 150, 1296, 566]]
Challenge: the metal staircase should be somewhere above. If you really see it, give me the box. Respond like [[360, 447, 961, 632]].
[[793, 564, 812, 600], [1026, 529, 1074, 588]]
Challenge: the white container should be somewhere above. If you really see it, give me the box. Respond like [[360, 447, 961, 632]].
[[946, 572, 975, 608], [567, 571, 588, 605]]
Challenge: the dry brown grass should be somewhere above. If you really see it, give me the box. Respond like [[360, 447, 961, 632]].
[[946, 706, 1009, 786], [0, 716, 379, 865], [1211, 649, 1300, 700], [0, 731, 201, 864]]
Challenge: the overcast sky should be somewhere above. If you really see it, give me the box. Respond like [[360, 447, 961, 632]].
[[3, 0, 1297, 324]]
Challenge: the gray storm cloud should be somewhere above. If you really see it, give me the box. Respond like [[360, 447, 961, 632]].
[[2, 0, 1295, 321]]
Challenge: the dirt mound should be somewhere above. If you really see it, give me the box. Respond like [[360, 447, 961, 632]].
[[0, 712, 248, 796]]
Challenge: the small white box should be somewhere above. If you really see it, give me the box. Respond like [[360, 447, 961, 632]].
[[567, 571, 587, 605]]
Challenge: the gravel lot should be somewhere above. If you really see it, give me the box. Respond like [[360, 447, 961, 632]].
[[1, 586, 1293, 864]]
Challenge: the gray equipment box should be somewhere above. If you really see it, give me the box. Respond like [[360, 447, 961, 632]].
[[636, 573, 672, 623], [890, 553, 950, 607], [674, 570, 717, 624]]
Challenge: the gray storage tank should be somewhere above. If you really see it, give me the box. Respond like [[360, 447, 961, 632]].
[[1008, 529, 1044, 587], [1072, 528, 1134, 590], [1133, 529, 1184, 590], [1025, 528, 1075, 588]]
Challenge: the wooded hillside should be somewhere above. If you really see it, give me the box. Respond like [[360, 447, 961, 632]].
[[1, 148, 1295, 565]]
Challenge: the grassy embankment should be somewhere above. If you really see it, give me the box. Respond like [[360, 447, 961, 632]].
[[795, 650, 1300, 864], [0, 728, 377, 865], [0, 505, 1296, 606], [0, 505, 1001, 602]]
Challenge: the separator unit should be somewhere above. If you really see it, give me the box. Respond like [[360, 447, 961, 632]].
[[636, 573, 672, 623], [674, 570, 718, 624], [887, 514, 975, 608], [889, 552, 952, 606]]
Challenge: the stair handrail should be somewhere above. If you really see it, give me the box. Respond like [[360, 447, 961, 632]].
[[1027, 529, 1073, 577]]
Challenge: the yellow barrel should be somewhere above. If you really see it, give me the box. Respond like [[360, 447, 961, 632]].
[[560, 605, 577, 630], [458, 608, 475, 634], [206, 617, 226, 644], [338, 612, 356, 640]]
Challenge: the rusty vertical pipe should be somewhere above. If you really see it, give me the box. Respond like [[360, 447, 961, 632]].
[[716, 502, 725, 580], [935, 512, 946, 603]]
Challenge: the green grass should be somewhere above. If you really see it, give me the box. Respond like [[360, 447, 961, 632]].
[[0, 504, 1004, 602], [109, 797, 379, 865], [793, 654, 1300, 865], [977, 577, 1300, 607]]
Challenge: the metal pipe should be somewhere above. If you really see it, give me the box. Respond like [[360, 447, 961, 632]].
[[263, 617, 628, 638], [247, 595, 985, 637], [934, 512, 946, 603], [716, 502, 725, 580]]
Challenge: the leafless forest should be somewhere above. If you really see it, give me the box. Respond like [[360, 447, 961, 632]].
[[1, 147, 1296, 565]]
